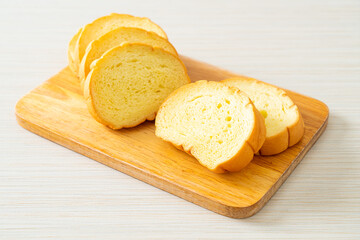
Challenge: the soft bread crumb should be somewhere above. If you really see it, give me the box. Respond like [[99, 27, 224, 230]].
[[84, 43, 190, 130], [155, 80, 266, 173]]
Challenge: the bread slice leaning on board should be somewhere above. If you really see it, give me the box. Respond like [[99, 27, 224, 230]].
[[79, 27, 178, 90], [155, 80, 266, 173], [84, 43, 190, 130], [69, 13, 168, 75], [222, 77, 304, 155]]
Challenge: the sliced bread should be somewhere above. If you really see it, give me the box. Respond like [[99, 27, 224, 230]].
[[79, 27, 178, 90], [84, 43, 190, 130], [68, 27, 82, 74], [155, 80, 266, 173], [222, 77, 304, 155], [74, 13, 167, 75]]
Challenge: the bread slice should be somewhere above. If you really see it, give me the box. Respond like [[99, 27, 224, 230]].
[[155, 80, 266, 173], [74, 13, 167, 75], [84, 43, 190, 130], [67, 27, 82, 74], [79, 27, 178, 90], [222, 77, 304, 155]]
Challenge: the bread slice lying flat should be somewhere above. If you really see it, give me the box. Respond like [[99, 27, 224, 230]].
[[73, 13, 167, 75], [222, 77, 304, 155], [84, 43, 190, 129], [68, 27, 82, 74], [79, 27, 178, 90], [155, 80, 266, 173]]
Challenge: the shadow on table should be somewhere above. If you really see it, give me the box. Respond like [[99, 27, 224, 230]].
[[238, 113, 356, 225]]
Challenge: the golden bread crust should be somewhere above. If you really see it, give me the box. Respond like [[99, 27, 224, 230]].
[[288, 105, 305, 146], [222, 77, 304, 155], [68, 28, 82, 75], [259, 128, 288, 155], [213, 102, 266, 173], [73, 13, 168, 74], [79, 27, 178, 90]]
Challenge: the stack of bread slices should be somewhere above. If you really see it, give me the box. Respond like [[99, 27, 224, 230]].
[[155, 79, 304, 173], [68, 13, 304, 173], [68, 13, 190, 129]]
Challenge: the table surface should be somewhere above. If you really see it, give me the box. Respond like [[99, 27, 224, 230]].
[[1, 0, 359, 239]]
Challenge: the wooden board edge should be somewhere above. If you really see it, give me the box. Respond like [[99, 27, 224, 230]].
[[14, 98, 252, 218], [14, 76, 330, 219], [240, 112, 329, 218]]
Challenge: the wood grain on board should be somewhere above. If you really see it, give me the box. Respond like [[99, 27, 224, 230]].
[[15, 56, 328, 218]]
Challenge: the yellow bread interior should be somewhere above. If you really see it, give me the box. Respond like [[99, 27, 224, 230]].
[[84, 43, 190, 130], [79, 27, 178, 89], [155, 80, 266, 173], [74, 13, 168, 74], [222, 77, 304, 155]]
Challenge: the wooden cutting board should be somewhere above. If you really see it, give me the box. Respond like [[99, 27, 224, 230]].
[[15, 56, 329, 218]]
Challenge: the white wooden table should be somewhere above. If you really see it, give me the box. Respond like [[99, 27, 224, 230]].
[[1, 0, 359, 239]]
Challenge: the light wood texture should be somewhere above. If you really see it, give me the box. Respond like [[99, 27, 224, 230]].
[[15, 56, 328, 218], [2, 0, 360, 238]]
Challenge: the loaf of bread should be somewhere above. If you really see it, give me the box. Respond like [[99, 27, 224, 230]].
[[67, 28, 82, 74], [72, 13, 167, 75], [84, 43, 190, 129], [79, 27, 178, 90], [222, 77, 304, 155], [155, 80, 266, 173]]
